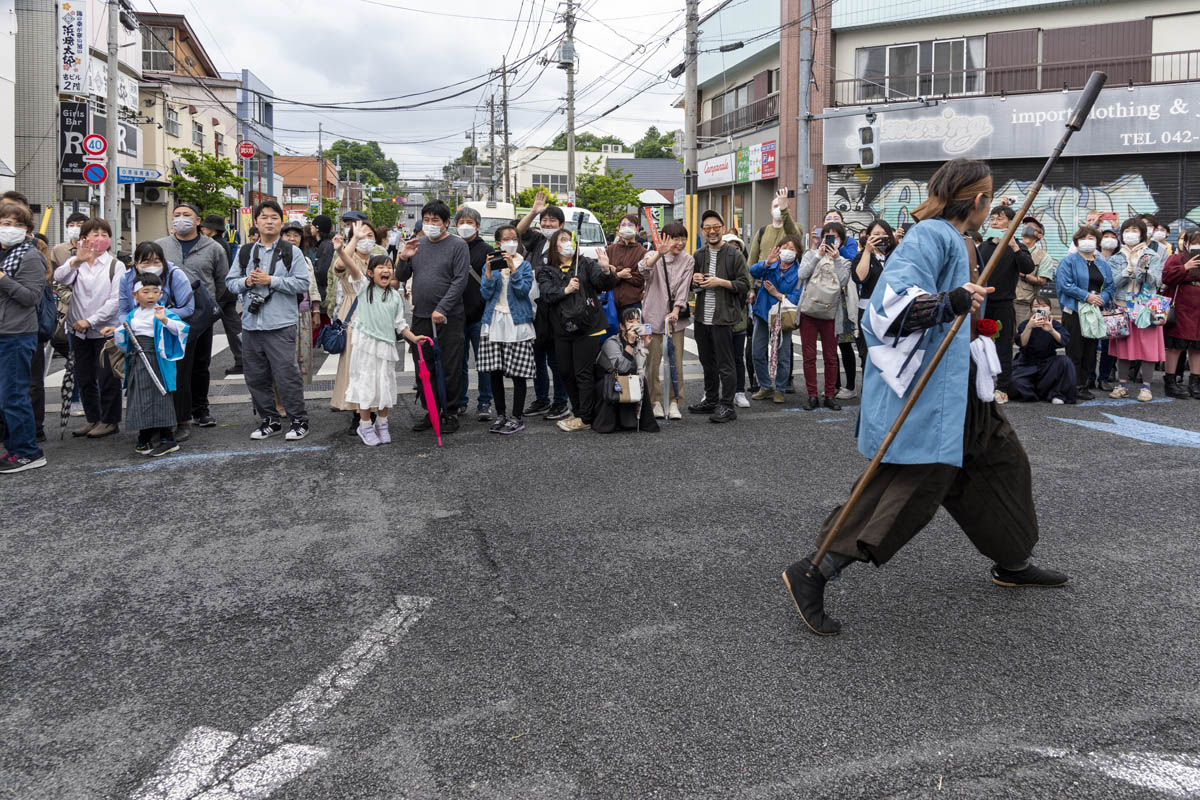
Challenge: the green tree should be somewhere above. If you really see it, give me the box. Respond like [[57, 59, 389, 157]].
[[547, 132, 625, 152], [304, 197, 342, 224], [632, 126, 678, 159], [575, 158, 641, 233], [513, 186, 560, 208], [168, 148, 243, 217], [366, 195, 401, 229], [321, 140, 399, 183]]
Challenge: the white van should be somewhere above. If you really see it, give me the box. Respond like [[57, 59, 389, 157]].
[[458, 200, 516, 240], [560, 207, 607, 259]]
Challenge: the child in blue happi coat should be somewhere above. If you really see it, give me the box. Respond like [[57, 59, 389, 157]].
[[102, 272, 189, 457]]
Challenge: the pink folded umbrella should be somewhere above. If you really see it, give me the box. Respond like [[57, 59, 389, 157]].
[[414, 338, 442, 447]]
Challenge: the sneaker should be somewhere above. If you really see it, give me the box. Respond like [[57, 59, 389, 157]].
[[135, 442, 154, 456], [990, 563, 1069, 588], [69, 401, 84, 417], [823, 396, 842, 411], [688, 400, 718, 415], [477, 402, 491, 421], [489, 416, 507, 434], [652, 401, 665, 419], [545, 403, 571, 421], [72, 420, 98, 437], [1137, 386, 1153, 402], [733, 392, 750, 409], [356, 422, 380, 446], [224, 365, 244, 376], [286, 419, 310, 440], [781, 560, 841, 636], [412, 414, 433, 432], [1077, 387, 1095, 401], [751, 388, 772, 401], [174, 423, 191, 442], [807, 395, 820, 411], [773, 391, 785, 404], [194, 414, 216, 428], [456, 404, 469, 417], [374, 420, 391, 444], [668, 402, 682, 419], [151, 440, 179, 457], [1109, 385, 1129, 399], [0, 452, 47, 474], [523, 399, 551, 416], [709, 405, 737, 423], [1051, 397, 1065, 405], [835, 387, 857, 400], [251, 419, 282, 439], [500, 417, 525, 435], [86, 422, 119, 438], [556, 416, 589, 432], [441, 413, 460, 434], [993, 390, 1009, 405]]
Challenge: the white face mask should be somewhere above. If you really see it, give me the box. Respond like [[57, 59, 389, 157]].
[[1076, 239, 1097, 254], [618, 225, 636, 239], [0, 226, 26, 247], [139, 265, 164, 276], [1101, 238, 1118, 251], [771, 207, 782, 222], [66, 225, 81, 242], [457, 223, 477, 239], [1122, 231, 1142, 246], [356, 238, 374, 254], [1152, 230, 1167, 241], [424, 223, 443, 239], [499, 240, 519, 255], [172, 217, 195, 236], [778, 249, 797, 263], [558, 242, 576, 258]]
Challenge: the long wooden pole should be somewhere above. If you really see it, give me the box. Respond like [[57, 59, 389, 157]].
[[809, 71, 1108, 570]]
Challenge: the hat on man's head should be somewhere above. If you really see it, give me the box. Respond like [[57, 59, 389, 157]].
[[201, 214, 227, 233], [281, 220, 304, 236], [312, 214, 332, 237]]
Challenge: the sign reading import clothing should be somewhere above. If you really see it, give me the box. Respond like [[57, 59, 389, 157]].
[[699, 139, 779, 187], [823, 85, 1200, 165], [698, 153, 735, 188]]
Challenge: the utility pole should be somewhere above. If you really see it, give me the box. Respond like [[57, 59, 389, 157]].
[[488, 95, 497, 203], [501, 57, 511, 202], [105, 0, 121, 249], [796, 0, 814, 231], [470, 122, 477, 201], [684, 0, 698, 245], [317, 122, 324, 201], [563, 0, 577, 202]]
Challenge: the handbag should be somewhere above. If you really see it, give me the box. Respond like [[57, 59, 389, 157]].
[[1077, 303, 1107, 340], [768, 297, 798, 333], [799, 257, 840, 320], [101, 338, 126, 382], [1102, 307, 1130, 339], [316, 297, 358, 354], [615, 373, 642, 403]]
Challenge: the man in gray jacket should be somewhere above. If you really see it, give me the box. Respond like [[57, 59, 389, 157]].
[[0, 201, 49, 473], [156, 201, 228, 437], [225, 200, 310, 441]]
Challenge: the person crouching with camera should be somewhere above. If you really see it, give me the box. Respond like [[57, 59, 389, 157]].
[[593, 307, 658, 433], [1010, 296, 1077, 404], [225, 200, 312, 441]]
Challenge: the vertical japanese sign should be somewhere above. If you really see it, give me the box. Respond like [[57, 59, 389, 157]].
[[760, 141, 777, 179], [749, 143, 763, 181], [735, 148, 750, 183], [57, 2, 88, 94], [59, 101, 89, 181]]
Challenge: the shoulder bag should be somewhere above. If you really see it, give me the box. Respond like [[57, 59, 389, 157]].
[[316, 297, 358, 354]]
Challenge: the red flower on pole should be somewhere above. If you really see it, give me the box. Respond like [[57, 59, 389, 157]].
[[975, 318, 1000, 339]]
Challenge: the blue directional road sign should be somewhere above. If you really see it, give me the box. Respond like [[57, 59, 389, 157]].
[[117, 167, 163, 185]]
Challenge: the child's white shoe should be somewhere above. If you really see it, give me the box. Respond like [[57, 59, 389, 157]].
[[357, 421, 380, 446], [374, 420, 391, 444]]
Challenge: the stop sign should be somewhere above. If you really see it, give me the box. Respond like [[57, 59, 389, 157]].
[[237, 141, 258, 160]]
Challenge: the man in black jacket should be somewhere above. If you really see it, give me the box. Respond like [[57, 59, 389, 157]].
[[689, 210, 751, 423], [453, 206, 494, 420], [979, 204, 1035, 403], [515, 191, 570, 421]]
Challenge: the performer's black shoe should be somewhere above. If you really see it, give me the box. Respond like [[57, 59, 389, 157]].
[[990, 563, 1069, 588], [782, 560, 841, 636]]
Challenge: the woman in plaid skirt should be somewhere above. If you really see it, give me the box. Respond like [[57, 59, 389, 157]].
[[479, 225, 536, 435]]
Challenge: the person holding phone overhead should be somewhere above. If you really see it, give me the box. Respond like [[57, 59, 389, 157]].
[[795, 222, 852, 410]]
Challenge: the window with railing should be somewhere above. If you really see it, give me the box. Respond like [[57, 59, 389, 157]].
[[165, 107, 180, 137], [215, 132, 226, 157], [531, 173, 567, 194], [192, 120, 203, 147], [142, 26, 175, 72], [854, 37, 985, 102], [699, 91, 779, 139], [283, 187, 310, 204]]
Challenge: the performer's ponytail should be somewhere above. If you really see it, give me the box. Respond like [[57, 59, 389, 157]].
[[911, 158, 992, 223]]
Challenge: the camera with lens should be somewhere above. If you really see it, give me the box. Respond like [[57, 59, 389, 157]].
[[247, 292, 267, 314]]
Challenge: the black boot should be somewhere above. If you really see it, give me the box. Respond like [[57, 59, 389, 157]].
[[1190, 375, 1200, 399], [807, 395, 820, 410], [1164, 374, 1187, 399], [781, 560, 842, 635]]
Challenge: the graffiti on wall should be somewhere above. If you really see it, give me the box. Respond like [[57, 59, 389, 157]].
[[827, 163, 1200, 263]]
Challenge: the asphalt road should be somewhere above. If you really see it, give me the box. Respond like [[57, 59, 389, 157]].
[[3, 349, 1199, 799]]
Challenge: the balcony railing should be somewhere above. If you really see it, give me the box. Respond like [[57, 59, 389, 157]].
[[833, 50, 1200, 106], [700, 91, 779, 139]]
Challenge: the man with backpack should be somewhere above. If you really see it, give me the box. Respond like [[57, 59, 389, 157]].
[[688, 210, 751, 423], [225, 200, 312, 441]]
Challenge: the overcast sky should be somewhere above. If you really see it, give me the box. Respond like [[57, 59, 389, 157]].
[[141, 0, 710, 181]]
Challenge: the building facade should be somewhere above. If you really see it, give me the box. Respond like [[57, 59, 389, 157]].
[[0, 1, 15, 193], [15, 0, 144, 244], [275, 155, 338, 221], [223, 69, 275, 207], [818, 0, 1200, 261], [136, 12, 239, 241], [692, 0, 783, 238], [509, 146, 633, 199]]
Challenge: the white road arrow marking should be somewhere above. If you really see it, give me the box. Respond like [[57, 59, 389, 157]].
[[131, 594, 432, 800], [1082, 751, 1200, 796], [1052, 413, 1200, 448]]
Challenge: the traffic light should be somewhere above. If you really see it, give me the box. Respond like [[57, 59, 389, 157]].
[[857, 121, 880, 169]]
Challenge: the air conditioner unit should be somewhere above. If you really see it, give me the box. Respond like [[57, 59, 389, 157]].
[[142, 186, 170, 205]]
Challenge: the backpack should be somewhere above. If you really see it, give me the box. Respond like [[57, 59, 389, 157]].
[[37, 284, 57, 342], [800, 257, 841, 320]]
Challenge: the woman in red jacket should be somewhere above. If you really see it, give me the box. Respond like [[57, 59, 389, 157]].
[[1162, 228, 1200, 398]]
